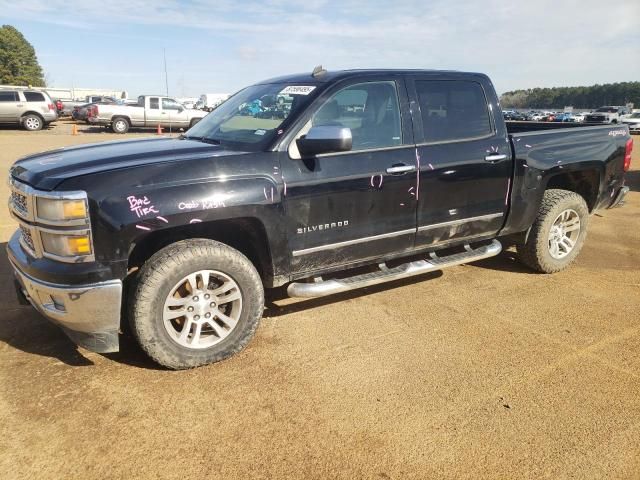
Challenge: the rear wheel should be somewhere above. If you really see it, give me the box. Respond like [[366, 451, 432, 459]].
[[129, 239, 264, 369], [517, 189, 589, 273], [111, 117, 130, 134], [22, 114, 43, 131]]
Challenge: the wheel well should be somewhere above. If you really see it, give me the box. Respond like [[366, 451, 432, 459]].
[[127, 217, 274, 280], [111, 115, 130, 124], [21, 111, 44, 122], [545, 169, 600, 211]]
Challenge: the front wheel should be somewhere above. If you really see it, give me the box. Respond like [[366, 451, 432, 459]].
[[517, 189, 589, 273], [130, 239, 264, 369]]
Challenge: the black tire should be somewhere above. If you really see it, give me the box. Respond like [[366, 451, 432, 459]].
[[189, 118, 201, 128], [516, 189, 589, 273], [129, 239, 264, 369], [22, 114, 43, 131], [111, 116, 130, 134]]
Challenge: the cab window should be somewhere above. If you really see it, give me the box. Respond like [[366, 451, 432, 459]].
[[415, 80, 492, 143], [312, 81, 402, 151], [149, 98, 159, 109]]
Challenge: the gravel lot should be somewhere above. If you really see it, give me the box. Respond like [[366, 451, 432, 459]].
[[1, 121, 639, 479]]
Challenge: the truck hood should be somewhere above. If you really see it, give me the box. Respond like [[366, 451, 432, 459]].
[[10, 137, 247, 190]]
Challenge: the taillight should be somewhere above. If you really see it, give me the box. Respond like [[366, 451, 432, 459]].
[[48, 103, 54, 111], [89, 105, 98, 117], [624, 138, 633, 172]]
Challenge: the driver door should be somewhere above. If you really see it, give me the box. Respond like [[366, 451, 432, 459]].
[[280, 77, 418, 275], [161, 98, 189, 128]]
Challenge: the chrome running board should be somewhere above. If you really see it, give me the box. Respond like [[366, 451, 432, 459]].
[[287, 239, 502, 298]]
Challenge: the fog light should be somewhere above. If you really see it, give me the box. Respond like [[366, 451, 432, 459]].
[[41, 231, 93, 257]]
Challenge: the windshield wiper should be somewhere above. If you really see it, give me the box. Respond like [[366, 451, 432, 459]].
[[183, 135, 221, 145]]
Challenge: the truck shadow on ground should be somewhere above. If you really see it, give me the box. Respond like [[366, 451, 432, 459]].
[[624, 169, 640, 192], [0, 240, 537, 368]]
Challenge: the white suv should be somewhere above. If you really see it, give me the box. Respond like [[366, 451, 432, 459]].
[[0, 89, 58, 131]]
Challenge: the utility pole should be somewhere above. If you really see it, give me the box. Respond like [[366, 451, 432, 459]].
[[163, 48, 169, 97]]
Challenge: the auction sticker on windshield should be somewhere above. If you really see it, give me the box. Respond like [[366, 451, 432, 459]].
[[280, 86, 316, 95]]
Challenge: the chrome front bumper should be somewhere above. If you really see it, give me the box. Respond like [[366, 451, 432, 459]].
[[10, 257, 122, 353]]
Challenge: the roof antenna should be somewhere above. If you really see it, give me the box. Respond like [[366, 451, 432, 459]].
[[312, 65, 327, 78]]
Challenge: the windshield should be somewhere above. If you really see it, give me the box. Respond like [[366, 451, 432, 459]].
[[185, 83, 318, 149], [595, 107, 618, 113]]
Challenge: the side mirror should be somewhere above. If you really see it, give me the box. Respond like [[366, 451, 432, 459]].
[[177, 107, 184, 113], [296, 126, 352, 157]]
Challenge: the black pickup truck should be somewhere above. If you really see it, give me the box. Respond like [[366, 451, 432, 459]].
[[7, 68, 633, 369]]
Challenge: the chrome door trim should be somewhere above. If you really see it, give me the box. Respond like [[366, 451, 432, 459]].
[[292, 228, 416, 257], [417, 212, 504, 232]]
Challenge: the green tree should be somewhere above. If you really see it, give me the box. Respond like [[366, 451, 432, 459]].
[[0, 25, 45, 87]]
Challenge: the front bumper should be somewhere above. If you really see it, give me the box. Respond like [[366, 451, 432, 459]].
[[9, 252, 122, 353]]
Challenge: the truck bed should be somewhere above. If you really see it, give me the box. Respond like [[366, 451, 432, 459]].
[[502, 123, 630, 237]]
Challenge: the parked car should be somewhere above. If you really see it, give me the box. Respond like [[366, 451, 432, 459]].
[[87, 95, 208, 133], [0, 89, 58, 131], [503, 111, 526, 121], [7, 69, 633, 369], [622, 112, 640, 134], [572, 113, 585, 123], [584, 106, 630, 124], [61, 96, 118, 116], [530, 112, 545, 121], [72, 97, 118, 122]]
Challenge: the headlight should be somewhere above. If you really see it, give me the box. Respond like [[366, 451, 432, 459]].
[[36, 197, 87, 222], [40, 231, 93, 258]]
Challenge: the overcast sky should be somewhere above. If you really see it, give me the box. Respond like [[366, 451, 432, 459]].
[[1, 0, 638, 97]]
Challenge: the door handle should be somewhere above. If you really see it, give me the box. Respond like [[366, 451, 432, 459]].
[[485, 153, 508, 163], [386, 164, 416, 174]]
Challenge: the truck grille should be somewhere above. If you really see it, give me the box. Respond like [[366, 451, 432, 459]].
[[11, 190, 28, 217], [19, 224, 36, 253]]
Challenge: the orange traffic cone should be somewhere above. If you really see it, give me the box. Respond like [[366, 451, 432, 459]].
[[157, 124, 163, 135], [71, 124, 78, 136]]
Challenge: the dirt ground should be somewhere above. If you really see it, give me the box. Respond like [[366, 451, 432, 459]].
[[0, 120, 639, 479]]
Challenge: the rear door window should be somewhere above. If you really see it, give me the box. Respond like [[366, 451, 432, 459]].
[[0, 91, 18, 102], [149, 98, 159, 109], [24, 92, 46, 102], [415, 80, 493, 143]]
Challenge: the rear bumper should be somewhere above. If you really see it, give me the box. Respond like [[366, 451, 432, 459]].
[[8, 248, 122, 353], [609, 186, 630, 208]]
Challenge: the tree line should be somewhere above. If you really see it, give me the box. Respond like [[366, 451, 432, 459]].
[[500, 82, 640, 109]]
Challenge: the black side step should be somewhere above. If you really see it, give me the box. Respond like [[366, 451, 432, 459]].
[[287, 240, 502, 298]]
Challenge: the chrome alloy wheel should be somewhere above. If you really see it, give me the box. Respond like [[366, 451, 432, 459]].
[[163, 270, 242, 349], [548, 208, 581, 259], [24, 116, 41, 130]]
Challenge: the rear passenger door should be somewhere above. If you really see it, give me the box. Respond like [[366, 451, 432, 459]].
[[408, 75, 511, 248], [0, 91, 20, 123]]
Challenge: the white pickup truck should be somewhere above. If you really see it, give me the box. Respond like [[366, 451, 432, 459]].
[[88, 95, 208, 133]]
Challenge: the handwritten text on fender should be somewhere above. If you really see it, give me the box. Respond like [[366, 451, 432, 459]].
[[127, 195, 159, 218]]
